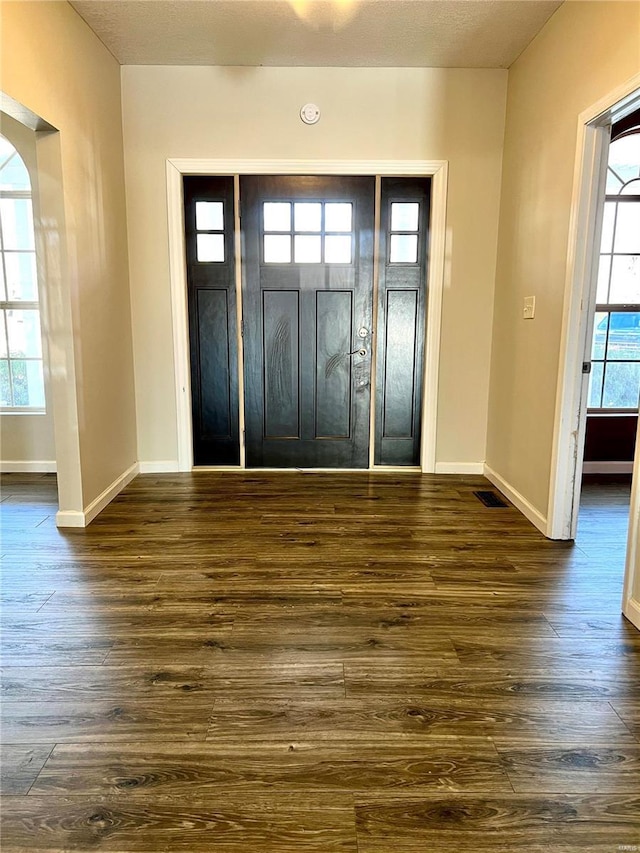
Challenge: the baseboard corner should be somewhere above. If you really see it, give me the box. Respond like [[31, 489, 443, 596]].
[[483, 463, 547, 535]]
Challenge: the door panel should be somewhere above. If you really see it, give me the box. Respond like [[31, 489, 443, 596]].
[[241, 175, 375, 468], [375, 177, 431, 466], [184, 176, 240, 466]]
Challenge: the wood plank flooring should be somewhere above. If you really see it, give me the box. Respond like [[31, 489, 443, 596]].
[[1, 471, 639, 851]]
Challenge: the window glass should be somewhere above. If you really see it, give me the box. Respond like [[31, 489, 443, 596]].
[[264, 234, 291, 264], [264, 203, 291, 232], [196, 233, 224, 263], [390, 233, 418, 264], [391, 202, 419, 232], [294, 203, 322, 232], [590, 128, 640, 411], [294, 234, 321, 263], [0, 134, 45, 411], [325, 235, 352, 264], [195, 201, 223, 231], [325, 203, 352, 232]]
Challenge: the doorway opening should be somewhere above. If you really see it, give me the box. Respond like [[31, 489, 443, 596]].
[[548, 75, 640, 630]]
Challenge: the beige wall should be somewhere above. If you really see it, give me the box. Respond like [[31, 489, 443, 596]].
[[1, 1, 137, 508], [487, 0, 640, 519], [0, 111, 56, 466], [122, 66, 507, 468]]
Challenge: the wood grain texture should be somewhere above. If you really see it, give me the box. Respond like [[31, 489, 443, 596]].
[[1, 472, 639, 852]]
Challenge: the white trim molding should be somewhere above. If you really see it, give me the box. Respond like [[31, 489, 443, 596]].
[[166, 158, 448, 475], [434, 462, 484, 475], [0, 460, 56, 473], [582, 461, 634, 475], [138, 461, 180, 474], [55, 462, 139, 528], [624, 598, 640, 632], [484, 463, 547, 535]]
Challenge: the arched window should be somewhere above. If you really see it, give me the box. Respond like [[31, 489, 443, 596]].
[[589, 126, 640, 410], [0, 134, 45, 411]]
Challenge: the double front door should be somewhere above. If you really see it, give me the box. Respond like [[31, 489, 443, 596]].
[[184, 174, 429, 469]]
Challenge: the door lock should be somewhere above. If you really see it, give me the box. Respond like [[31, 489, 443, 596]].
[[357, 327, 369, 338], [349, 348, 367, 357]]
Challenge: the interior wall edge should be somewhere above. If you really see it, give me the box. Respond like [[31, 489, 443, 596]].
[[483, 462, 548, 536]]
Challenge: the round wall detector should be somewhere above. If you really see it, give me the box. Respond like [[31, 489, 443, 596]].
[[300, 103, 321, 125]]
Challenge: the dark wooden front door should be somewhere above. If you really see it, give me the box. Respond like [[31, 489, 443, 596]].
[[241, 176, 375, 468]]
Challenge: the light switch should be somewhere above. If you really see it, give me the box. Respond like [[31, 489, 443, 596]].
[[523, 296, 536, 319]]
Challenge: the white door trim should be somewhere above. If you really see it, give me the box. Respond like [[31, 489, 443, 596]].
[[166, 158, 448, 473]]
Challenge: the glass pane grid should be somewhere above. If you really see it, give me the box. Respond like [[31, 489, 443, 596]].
[[262, 201, 354, 264], [0, 135, 45, 412]]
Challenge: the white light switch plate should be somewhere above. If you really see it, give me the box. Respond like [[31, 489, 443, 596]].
[[523, 296, 536, 319]]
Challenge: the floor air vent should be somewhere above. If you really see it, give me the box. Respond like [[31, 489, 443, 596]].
[[473, 490, 508, 508]]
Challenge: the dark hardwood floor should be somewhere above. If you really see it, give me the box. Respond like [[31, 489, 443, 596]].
[[1, 471, 639, 851]]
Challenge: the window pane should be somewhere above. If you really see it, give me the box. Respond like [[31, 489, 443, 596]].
[[390, 234, 418, 263], [602, 361, 640, 408], [605, 312, 640, 360], [325, 203, 352, 232], [391, 202, 419, 232], [6, 309, 42, 358], [606, 167, 623, 194], [0, 358, 10, 406], [264, 234, 291, 263], [614, 204, 640, 253], [264, 203, 291, 232], [294, 203, 321, 233], [10, 359, 28, 406], [195, 201, 223, 231], [325, 235, 352, 264], [196, 233, 224, 262], [609, 255, 640, 304], [0, 198, 35, 249], [294, 234, 321, 264], [592, 312, 608, 359], [588, 360, 604, 408], [621, 178, 640, 196], [596, 255, 611, 303], [600, 202, 616, 252], [0, 316, 7, 357], [24, 360, 45, 408], [608, 135, 640, 185], [4, 252, 38, 301], [0, 253, 6, 301], [0, 152, 30, 192]]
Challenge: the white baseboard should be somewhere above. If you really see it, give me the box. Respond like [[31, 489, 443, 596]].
[[623, 596, 640, 631], [0, 460, 57, 473], [434, 462, 485, 475], [582, 461, 633, 474], [138, 460, 180, 473], [55, 462, 139, 529], [483, 463, 547, 535]]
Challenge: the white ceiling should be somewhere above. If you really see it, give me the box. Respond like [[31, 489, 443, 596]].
[[69, 0, 564, 68]]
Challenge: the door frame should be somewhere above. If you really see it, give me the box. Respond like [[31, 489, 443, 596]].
[[167, 159, 448, 474], [546, 74, 640, 628]]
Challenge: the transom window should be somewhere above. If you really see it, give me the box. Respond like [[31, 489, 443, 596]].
[[0, 134, 45, 412], [589, 129, 640, 411], [262, 201, 354, 264]]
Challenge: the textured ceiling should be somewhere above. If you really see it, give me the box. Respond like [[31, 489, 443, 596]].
[[69, 0, 564, 68]]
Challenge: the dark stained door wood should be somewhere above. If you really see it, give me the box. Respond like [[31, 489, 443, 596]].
[[375, 177, 430, 466], [241, 176, 375, 468], [184, 176, 240, 466]]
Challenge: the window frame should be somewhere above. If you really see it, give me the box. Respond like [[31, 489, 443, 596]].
[[588, 128, 640, 414], [0, 143, 46, 414]]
